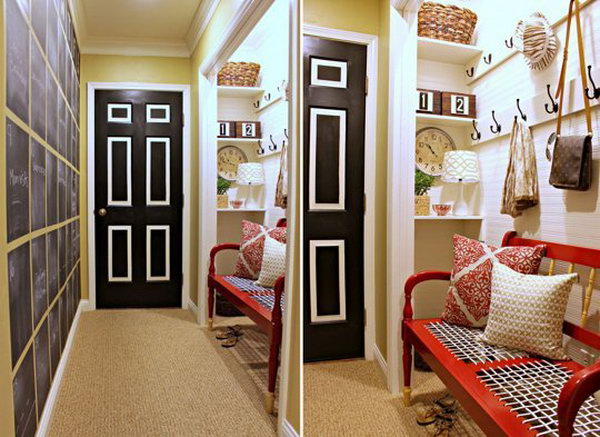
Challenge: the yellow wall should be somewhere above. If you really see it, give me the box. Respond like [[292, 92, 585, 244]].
[[78, 55, 194, 302], [303, 0, 390, 359], [0, 2, 14, 436]]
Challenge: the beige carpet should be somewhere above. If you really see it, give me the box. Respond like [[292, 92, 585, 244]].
[[48, 309, 276, 437], [304, 360, 485, 437]]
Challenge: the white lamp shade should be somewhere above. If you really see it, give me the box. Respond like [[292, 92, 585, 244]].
[[237, 163, 265, 185], [441, 151, 480, 183]]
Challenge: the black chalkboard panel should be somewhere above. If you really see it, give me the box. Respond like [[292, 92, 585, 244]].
[[59, 292, 68, 350], [47, 0, 59, 77], [47, 69, 58, 150], [6, 119, 30, 242], [46, 151, 58, 225], [58, 160, 66, 222], [31, 41, 47, 140], [71, 171, 78, 218], [58, 225, 66, 287], [48, 302, 60, 378], [12, 347, 36, 437], [58, 96, 66, 158], [7, 0, 30, 124], [65, 220, 71, 274], [8, 242, 32, 366], [47, 229, 59, 302], [32, 235, 48, 326], [35, 319, 51, 413], [32, 0, 48, 52], [31, 140, 46, 231]]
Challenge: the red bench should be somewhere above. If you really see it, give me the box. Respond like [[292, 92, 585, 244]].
[[207, 218, 286, 414], [403, 231, 600, 436]]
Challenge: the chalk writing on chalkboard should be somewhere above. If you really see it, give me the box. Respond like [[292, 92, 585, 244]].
[[6, 119, 30, 241], [6, 0, 30, 123], [8, 242, 32, 366], [46, 151, 58, 226], [31, 41, 47, 139], [32, 140, 46, 231], [47, 229, 59, 302], [34, 321, 51, 410], [12, 348, 36, 437], [32, 235, 48, 326]]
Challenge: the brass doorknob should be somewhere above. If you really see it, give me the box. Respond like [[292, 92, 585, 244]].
[[98, 208, 107, 216]]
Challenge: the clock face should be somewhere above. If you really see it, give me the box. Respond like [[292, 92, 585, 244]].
[[217, 146, 248, 181], [416, 127, 456, 176]]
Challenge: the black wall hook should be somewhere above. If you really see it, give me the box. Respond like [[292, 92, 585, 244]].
[[585, 65, 600, 100], [484, 53, 493, 64], [466, 67, 474, 78], [284, 128, 288, 139], [264, 93, 271, 102], [269, 134, 278, 151], [544, 84, 558, 114], [505, 37, 514, 49], [256, 140, 265, 155], [253, 100, 260, 109], [471, 119, 481, 141], [490, 110, 501, 134], [516, 98, 527, 121]]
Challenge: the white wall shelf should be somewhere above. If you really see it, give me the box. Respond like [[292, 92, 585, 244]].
[[217, 137, 262, 143], [217, 86, 265, 98], [417, 37, 483, 66], [218, 208, 267, 212], [415, 215, 484, 220], [417, 113, 475, 128]]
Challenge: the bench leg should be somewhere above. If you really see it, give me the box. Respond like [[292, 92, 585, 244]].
[[403, 339, 413, 407], [265, 335, 281, 414], [207, 284, 215, 331]]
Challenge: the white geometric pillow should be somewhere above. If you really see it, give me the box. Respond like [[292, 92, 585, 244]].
[[256, 236, 286, 288], [481, 262, 578, 360]]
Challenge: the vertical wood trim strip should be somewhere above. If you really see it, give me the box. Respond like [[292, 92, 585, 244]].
[[548, 258, 556, 276], [581, 268, 596, 327]]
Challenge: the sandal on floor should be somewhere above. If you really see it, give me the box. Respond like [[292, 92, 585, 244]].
[[435, 394, 456, 410], [221, 336, 239, 348], [216, 326, 244, 340], [416, 406, 441, 426]]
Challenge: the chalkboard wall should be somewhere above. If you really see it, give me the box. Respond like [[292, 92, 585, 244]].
[[5, 0, 81, 435]]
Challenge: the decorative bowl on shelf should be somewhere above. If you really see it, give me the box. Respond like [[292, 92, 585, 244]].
[[432, 203, 452, 216], [229, 199, 245, 209]]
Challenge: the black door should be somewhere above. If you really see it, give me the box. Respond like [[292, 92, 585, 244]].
[[94, 90, 183, 308], [303, 36, 367, 361]]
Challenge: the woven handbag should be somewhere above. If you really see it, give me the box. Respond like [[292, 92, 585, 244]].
[[548, 0, 593, 191]]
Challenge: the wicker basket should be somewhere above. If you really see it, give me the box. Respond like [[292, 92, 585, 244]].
[[418, 2, 478, 45], [415, 195, 431, 216], [218, 62, 261, 87]]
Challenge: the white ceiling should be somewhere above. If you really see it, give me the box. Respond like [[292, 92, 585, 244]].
[[71, 0, 219, 57]]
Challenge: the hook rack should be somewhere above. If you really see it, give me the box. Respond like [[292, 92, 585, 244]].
[[585, 65, 600, 100], [544, 84, 558, 114], [269, 134, 278, 151], [484, 53, 493, 65], [471, 119, 481, 141], [466, 67, 474, 78], [490, 110, 501, 134], [516, 98, 527, 122], [505, 37, 514, 49], [256, 140, 265, 156]]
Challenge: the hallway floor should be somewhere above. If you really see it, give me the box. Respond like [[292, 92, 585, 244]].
[[48, 309, 276, 437], [304, 360, 484, 437]]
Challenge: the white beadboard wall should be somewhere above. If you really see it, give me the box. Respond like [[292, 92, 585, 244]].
[[467, 0, 600, 362]]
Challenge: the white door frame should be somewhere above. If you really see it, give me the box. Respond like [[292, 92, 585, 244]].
[[386, 0, 419, 396], [86, 82, 192, 311], [302, 24, 379, 362], [195, 0, 298, 434]]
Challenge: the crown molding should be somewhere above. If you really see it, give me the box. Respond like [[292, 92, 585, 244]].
[[185, 0, 220, 52], [80, 36, 190, 58]]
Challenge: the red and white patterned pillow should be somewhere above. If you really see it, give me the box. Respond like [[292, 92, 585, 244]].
[[441, 234, 545, 328], [234, 220, 287, 280]]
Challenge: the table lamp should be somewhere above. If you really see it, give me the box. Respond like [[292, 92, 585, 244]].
[[441, 151, 480, 216], [237, 163, 265, 209]]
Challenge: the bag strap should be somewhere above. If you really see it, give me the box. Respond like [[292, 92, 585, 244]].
[[556, 0, 593, 138]]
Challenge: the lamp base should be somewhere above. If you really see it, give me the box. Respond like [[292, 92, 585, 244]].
[[453, 183, 469, 216]]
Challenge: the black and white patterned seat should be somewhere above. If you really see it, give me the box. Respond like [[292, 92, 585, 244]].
[[222, 276, 284, 312]]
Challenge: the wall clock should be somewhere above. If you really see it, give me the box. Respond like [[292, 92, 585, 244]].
[[217, 146, 248, 181], [416, 127, 456, 176]]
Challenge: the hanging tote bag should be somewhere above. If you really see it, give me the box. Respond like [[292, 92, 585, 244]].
[[548, 0, 593, 191]]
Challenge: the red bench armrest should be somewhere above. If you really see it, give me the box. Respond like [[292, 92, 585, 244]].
[[403, 271, 451, 323], [209, 243, 241, 276], [558, 361, 600, 436], [272, 276, 285, 325]]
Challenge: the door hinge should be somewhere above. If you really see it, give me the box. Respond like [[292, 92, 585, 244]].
[[364, 307, 367, 326], [182, 194, 185, 207], [365, 76, 369, 96], [182, 113, 185, 126], [363, 193, 367, 215]]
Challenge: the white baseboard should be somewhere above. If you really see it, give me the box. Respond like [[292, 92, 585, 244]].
[[36, 299, 88, 437], [187, 298, 199, 319], [281, 419, 299, 437], [374, 344, 388, 380]]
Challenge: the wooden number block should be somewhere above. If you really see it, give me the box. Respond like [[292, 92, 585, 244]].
[[217, 121, 236, 138], [417, 89, 442, 114], [441, 92, 476, 118], [236, 121, 262, 139]]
